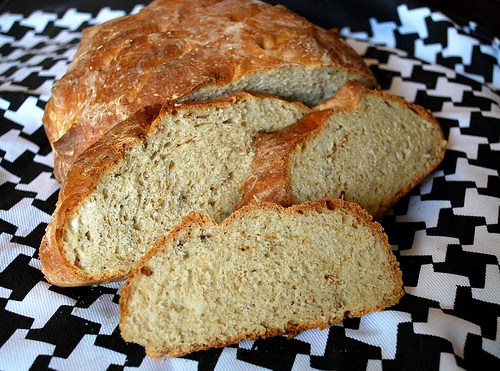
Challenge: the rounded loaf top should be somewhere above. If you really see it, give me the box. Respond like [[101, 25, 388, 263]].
[[43, 0, 377, 182]]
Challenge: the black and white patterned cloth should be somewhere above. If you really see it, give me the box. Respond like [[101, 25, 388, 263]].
[[1, 1, 499, 370]]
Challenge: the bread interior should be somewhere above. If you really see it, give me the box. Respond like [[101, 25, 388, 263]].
[[188, 66, 375, 107], [121, 202, 402, 357], [61, 96, 307, 278], [290, 95, 444, 215]]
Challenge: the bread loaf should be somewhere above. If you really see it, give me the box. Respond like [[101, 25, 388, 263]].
[[238, 81, 447, 217], [43, 0, 377, 182], [39, 92, 309, 286], [119, 199, 404, 358]]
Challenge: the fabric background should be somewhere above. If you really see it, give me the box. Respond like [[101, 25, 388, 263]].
[[0, 1, 499, 370]]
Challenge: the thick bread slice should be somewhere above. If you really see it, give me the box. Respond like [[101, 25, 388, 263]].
[[238, 80, 447, 217], [39, 92, 309, 286], [119, 199, 404, 358], [43, 0, 377, 182]]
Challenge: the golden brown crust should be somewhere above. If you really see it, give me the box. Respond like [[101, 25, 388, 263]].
[[146, 316, 337, 358], [311, 79, 367, 111], [238, 80, 447, 218], [43, 0, 377, 182], [120, 198, 404, 358], [236, 110, 331, 209]]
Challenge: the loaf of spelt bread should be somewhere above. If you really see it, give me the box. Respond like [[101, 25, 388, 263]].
[[238, 81, 447, 217], [39, 92, 310, 286], [119, 199, 404, 358], [43, 0, 377, 182]]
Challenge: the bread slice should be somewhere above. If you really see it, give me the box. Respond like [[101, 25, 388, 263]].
[[119, 199, 404, 358], [39, 92, 309, 286], [238, 81, 447, 217], [43, 0, 377, 182]]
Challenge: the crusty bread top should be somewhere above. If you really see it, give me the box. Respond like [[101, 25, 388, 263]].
[[43, 0, 377, 182], [119, 198, 404, 358], [238, 80, 447, 216], [39, 92, 310, 287]]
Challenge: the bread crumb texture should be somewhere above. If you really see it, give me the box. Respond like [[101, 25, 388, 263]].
[[119, 199, 404, 358], [56, 93, 307, 282], [291, 93, 446, 215], [237, 81, 446, 216]]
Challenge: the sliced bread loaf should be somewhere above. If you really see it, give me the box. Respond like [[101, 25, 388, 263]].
[[119, 199, 404, 358], [39, 92, 309, 286], [238, 81, 447, 217], [43, 0, 377, 182]]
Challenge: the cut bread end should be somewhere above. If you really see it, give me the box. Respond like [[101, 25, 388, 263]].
[[40, 92, 310, 287], [239, 80, 447, 217], [119, 199, 404, 358]]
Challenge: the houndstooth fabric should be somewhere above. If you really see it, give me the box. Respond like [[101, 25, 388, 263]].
[[0, 1, 499, 370]]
